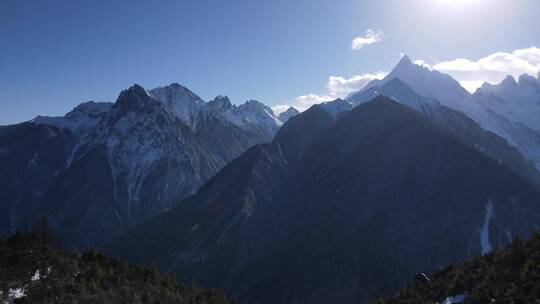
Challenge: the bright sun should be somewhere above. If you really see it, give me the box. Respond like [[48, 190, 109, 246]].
[[438, 0, 475, 6]]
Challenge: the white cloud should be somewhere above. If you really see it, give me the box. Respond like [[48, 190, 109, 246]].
[[327, 72, 387, 96], [271, 104, 293, 115], [351, 29, 385, 50], [291, 94, 334, 112], [277, 72, 387, 112], [429, 47, 540, 92]]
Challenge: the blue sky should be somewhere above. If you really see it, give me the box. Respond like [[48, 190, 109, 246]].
[[1, 0, 539, 124]]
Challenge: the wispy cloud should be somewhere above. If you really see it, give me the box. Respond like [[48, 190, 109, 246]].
[[427, 47, 540, 92], [351, 29, 385, 50]]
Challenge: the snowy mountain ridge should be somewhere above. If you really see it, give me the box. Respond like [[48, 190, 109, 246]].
[[353, 56, 540, 171], [0, 83, 282, 248], [32, 82, 283, 141]]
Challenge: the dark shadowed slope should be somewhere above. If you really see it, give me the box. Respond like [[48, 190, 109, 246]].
[[0, 123, 74, 239], [348, 77, 540, 189], [111, 96, 540, 304]]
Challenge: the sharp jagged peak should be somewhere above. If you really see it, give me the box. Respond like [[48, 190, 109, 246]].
[[117, 84, 153, 102], [475, 73, 540, 95], [239, 99, 274, 114], [242, 99, 265, 107], [113, 84, 158, 113], [397, 54, 413, 67], [518, 74, 540, 88], [501, 75, 518, 87], [208, 95, 234, 111], [282, 107, 299, 115], [149, 83, 205, 105]]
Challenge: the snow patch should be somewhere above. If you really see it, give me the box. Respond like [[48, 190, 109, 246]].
[[480, 199, 494, 255], [31, 270, 41, 281], [441, 294, 466, 304], [276, 142, 287, 165], [4, 287, 26, 303]]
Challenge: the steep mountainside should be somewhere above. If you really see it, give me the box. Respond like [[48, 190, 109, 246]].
[[0, 123, 74, 239], [348, 78, 540, 188], [380, 234, 540, 304], [474, 74, 540, 134], [110, 97, 540, 304], [0, 83, 280, 249], [359, 56, 540, 171], [0, 232, 232, 304]]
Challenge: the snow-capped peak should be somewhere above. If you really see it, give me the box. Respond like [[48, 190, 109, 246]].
[[67, 101, 112, 117], [31, 101, 112, 135], [356, 55, 476, 120], [474, 73, 540, 134], [396, 54, 413, 68], [208, 95, 234, 111], [113, 84, 159, 114], [278, 107, 300, 123], [237, 99, 283, 133], [317, 99, 354, 118], [148, 83, 206, 129], [348, 77, 440, 112]]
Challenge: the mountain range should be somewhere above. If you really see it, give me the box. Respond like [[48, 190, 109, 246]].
[[110, 96, 540, 304], [2, 56, 540, 304], [0, 83, 294, 249], [357, 56, 540, 173]]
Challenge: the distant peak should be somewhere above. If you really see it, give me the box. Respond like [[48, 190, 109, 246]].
[[397, 54, 412, 66], [501, 75, 517, 86], [209, 95, 233, 110], [213, 95, 232, 104], [240, 99, 266, 110], [283, 107, 299, 114], [114, 84, 156, 112], [68, 101, 112, 117], [166, 82, 192, 92], [278, 107, 300, 123], [518, 74, 537, 85], [245, 99, 263, 106], [126, 84, 149, 96], [169, 82, 183, 88]]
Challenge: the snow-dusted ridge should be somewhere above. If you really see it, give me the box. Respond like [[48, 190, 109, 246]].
[[19, 83, 282, 248], [31, 101, 112, 135], [349, 55, 540, 171], [31, 83, 282, 139]]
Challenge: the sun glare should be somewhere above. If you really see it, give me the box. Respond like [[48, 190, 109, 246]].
[[438, 0, 475, 6]]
